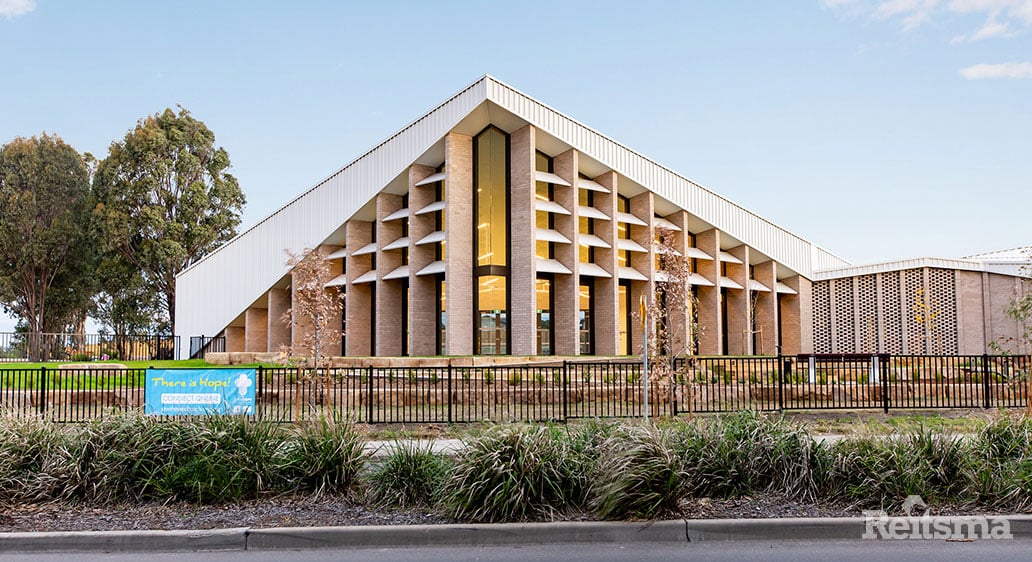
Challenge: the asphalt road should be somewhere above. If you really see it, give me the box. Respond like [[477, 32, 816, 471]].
[[5, 539, 1029, 562]]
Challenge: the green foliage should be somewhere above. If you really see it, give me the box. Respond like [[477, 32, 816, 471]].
[[367, 441, 451, 508], [589, 425, 684, 519], [441, 425, 577, 522], [92, 107, 245, 334], [507, 371, 522, 386], [675, 411, 822, 501], [276, 415, 365, 496], [0, 134, 96, 344]]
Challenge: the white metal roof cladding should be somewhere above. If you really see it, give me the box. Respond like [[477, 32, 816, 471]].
[[482, 77, 848, 276], [176, 75, 850, 339], [175, 78, 489, 339], [814, 257, 1031, 281]]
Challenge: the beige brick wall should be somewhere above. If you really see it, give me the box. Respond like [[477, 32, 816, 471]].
[[444, 132, 474, 355], [696, 229, 722, 355], [345, 221, 373, 356], [552, 148, 579, 355], [375, 193, 405, 356], [629, 192, 654, 356], [592, 172, 620, 355], [955, 270, 986, 354], [752, 260, 778, 355], [244, 307, 268, 352], [267, 287, 290, 353], [663, 210, 692, 356], [509, 125, 537, 356], [408, 164, 439, 356], [225, 326, 245, 353], [780, 275, 813, 355], [725, 245, 750, 355]]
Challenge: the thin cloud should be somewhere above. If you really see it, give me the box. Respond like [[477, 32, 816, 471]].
[[951, 17, 1013, 41], [0, 0, 35, 18], [959, 61, 1032, 78]]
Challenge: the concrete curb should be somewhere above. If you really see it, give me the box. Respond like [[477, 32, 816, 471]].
[[5, 516, 1032, 553], [246, 520, 686, 550], [0, 527, 248, 553]]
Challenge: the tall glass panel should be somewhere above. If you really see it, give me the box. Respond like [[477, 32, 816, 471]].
[[478, 276, 507, 355], [474, 127, 510, 355], [476, 128, 508, 269], [536, 277, 552, 355], [437, 279, 446, 355], [618, 282, 629, 355], [579, 282, 594, 355]]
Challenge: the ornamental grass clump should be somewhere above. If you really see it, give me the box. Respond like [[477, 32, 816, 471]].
[[588, 424, 684, 519], [144, 415, 285, 503], [275, 414, 366, 496], [967, 415, 1032, 509], [366, 441, 451, 508], [675, 411, 824, 501], [824, 427, 969, 509], [442, 425, 576, 522], [0, 414, 76, 505]]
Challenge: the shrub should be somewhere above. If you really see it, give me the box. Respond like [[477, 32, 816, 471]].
[[366, 441, 451, 508], [0, 415, 76, 504], [674, 411, 823, 501], [441, 425, 574, 522], [589, 424, 684, 519], [275, 414, 365, 496]]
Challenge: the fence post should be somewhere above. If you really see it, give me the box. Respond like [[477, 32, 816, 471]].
[[561, 361, 568, 422], [982, 353, 992, 409], [366, 366, 374, 423], [37, 366, 47, 418], [256, 365, 263, 421], [777, 352, 784, 413], [447, 364, 453, 424], [882, 355, 890, 414]]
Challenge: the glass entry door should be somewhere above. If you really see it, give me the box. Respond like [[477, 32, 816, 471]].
[[478, 310, 507, 355]]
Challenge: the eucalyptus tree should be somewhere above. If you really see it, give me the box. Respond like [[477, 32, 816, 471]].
[[0, 134, 96, 358], [93, 107, 245, 335]]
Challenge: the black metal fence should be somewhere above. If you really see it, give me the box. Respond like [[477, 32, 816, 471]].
[[0, 333, 179, 362], [0, 354, 1028, 423], [189, 336, 225, 360]]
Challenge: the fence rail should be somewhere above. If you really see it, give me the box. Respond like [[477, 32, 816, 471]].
[[0, 332, 179, 362], [0, 354, 1028, 423]]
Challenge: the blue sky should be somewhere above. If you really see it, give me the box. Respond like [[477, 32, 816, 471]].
[[1, 0, 1030, 332]]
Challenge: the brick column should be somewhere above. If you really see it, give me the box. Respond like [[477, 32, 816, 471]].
[[780, 275, 813, 355], [552, 148, 579, 356], [267, 287, 290, 353], [752, 260, 778, 355], [629, 192, 655, 356], [321, 246, 343, 358], [695, 229, 721, 355], [509, 125, 537, 356], [592, 172, 620, 356], [244, 307, 268, 352], [225, 326, 245, 353], [664, 210, 692, 356], [291, 245, 342, 359], [725, 245, 751, 355], [345, 221, 373, 356], [444, 132, 474, 355], [408, 164, 438, 356], [375, 193, 404, 356]]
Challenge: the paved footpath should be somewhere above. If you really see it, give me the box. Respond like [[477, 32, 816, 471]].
[[3, 516, 1032, 554]]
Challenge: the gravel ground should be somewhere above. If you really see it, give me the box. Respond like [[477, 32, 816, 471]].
[[3, 494, 1016, 533]]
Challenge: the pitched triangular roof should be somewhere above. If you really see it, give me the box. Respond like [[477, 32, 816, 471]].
[[176, 75, 848, 338]]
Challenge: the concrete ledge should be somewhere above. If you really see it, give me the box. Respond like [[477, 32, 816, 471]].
[[0, 527, 248, 553], [246, 520, 687, 550]]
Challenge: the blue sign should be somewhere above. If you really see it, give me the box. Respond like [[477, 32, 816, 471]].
[[145, 369, 257, 416]]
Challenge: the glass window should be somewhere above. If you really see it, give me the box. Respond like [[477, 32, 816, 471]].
[[579, 282, 594, 355], [618, 282, 630, 355], [475, 128, 508, 269], [477, 276, 507, 355], [437, 278, 446, 355], [536, 277, 552, 355]]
